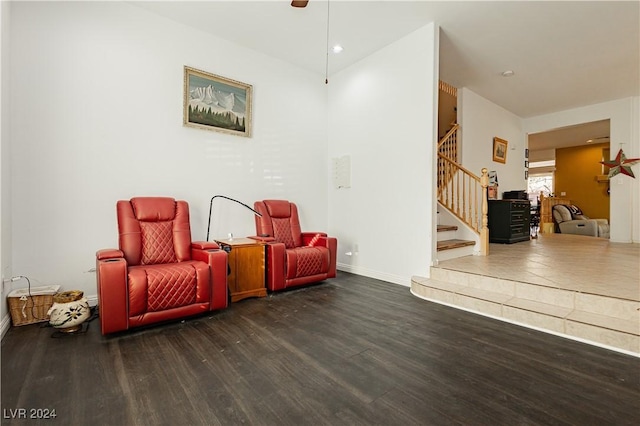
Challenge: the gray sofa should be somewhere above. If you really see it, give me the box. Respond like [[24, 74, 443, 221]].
[[552, 204, 610, 238]]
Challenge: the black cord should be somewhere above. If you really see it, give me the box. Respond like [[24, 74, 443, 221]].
[[11, 275, 57, 322], [14, 276, 98, 331], [17, 275, 49, 322]]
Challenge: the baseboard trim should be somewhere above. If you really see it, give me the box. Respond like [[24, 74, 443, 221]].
[[1, 313, 11, 340], [86, 294, 98, 307], [337, 263, 409, 287]]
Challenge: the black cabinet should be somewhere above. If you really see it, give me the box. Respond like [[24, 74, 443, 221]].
[[488, 200, 531, 243]]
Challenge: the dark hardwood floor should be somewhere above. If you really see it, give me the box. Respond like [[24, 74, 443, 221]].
[[2, 272, 639, 425]]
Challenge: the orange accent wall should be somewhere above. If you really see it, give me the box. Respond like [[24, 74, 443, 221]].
[[555, 143, 609, 221]]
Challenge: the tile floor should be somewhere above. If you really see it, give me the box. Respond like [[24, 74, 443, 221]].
[[436, 233, 640, 302]]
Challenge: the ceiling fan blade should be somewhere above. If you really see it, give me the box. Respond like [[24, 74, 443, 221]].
[[291, 1, 309, 8]]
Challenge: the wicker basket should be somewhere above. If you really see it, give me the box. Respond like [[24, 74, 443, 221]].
[[7, 285, 61, 326]]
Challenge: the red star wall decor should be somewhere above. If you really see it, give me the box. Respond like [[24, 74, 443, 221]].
[[600, 149, 640, 179]]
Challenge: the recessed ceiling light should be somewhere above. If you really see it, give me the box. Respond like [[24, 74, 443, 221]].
[[501, 70, 515, 77], [332, 45, 344, 53]]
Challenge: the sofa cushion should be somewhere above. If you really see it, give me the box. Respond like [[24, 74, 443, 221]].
[[566, 204, 582, 215], [285, 246, 329, 279], [272, 218, 297, 249], [127, 262, 200, 315], [140, 221, 177, 265], [566, 204, 592, 220], [552, 205, 572, 223]]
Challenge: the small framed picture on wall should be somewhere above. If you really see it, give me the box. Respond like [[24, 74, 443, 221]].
[[493, 137, 508, 164]]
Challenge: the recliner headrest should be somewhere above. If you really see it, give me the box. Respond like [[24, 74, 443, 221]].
[[131, 197, 177, 221], [264, 200, 292, 218]]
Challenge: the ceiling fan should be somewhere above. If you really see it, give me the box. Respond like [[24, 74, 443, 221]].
[[291, 0, 333, 84]]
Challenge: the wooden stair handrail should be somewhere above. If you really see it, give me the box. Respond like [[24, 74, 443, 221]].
[[437, 154, 489, 256], [438, 152, 480, 180], [438, 124, 460, 151]]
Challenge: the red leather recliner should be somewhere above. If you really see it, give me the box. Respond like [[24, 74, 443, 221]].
[[250, 200, 337, 292], [96, 197, 228, 335]]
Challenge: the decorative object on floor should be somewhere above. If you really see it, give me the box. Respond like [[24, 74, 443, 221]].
[[7, 281, 61, 326], [600, 148, 640, 179], [250, 200, 337, 292], [493, 137, 508, 164], [96, 197, 228, 335], [48, 290, 91, 333], [183, 66, 252, 137], [207, 195, 262, 242]]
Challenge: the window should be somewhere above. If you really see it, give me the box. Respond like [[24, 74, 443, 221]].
[[527, 173, 554, 205]]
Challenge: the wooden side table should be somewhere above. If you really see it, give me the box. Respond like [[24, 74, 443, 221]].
[[215, 238, 267, 303]]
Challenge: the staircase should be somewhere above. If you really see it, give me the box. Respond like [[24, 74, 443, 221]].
[[436, 81, 489, 260], [436, 224, 475, 262], [425, 82, 639, 356], [411, 267, 639, 355]]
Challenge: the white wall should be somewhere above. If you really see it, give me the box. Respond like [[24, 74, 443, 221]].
[[328, 24, 437, 285], [524, 97, 640, 243], [459, 88, 526, 195], [8, 2, 328, 303], [1, 0, 12, 336]]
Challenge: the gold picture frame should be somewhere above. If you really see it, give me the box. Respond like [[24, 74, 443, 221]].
[[183, 66, 252, 137], [493, 137, 508, 164]]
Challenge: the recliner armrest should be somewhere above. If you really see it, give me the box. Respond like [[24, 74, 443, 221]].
[[302, 232, 328, 246], [96, 249, 128, 334], [96, 248, 124, 260], [558, 219, 598, 237], [592, 219, 610, 238], [192, 241, 220, 250], [248, 235, 276, 243], [262, 242, 286, 291], [191, 246, 228, 311]]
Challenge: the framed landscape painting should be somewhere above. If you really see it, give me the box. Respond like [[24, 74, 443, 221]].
[[183, 66, 252, 137], [493, 137, 508, 164]]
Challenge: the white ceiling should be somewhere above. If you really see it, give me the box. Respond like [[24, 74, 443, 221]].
[[528, 119, 610, 151], [132, 0, 639, 146]]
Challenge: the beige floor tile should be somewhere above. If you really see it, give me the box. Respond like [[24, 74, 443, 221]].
[[437, 234, 639, 302]]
